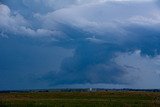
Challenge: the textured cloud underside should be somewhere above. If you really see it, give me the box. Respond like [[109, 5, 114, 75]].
[[0, 0, 160, 89]]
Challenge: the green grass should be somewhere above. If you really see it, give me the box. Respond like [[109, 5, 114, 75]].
[[0, 91, 160, 107]]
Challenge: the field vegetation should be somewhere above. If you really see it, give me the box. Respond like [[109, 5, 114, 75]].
[[0, 91, 160, 107]]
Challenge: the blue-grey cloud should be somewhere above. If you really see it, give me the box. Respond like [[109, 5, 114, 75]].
[[0, 0, 160, 89]]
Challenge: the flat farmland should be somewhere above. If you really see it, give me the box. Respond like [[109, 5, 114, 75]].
[[0, 91, 160, 107]]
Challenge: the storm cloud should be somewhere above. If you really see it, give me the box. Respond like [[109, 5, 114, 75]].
[[0, 0, 160, 89]]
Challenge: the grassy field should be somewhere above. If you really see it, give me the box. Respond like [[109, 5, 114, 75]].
[[0, 91, 160, 107]]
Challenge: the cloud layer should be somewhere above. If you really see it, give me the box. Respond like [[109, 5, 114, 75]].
[[0, 0, 160, 89]]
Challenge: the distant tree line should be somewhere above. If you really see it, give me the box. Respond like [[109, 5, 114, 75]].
[[0, 88, 160, 93]]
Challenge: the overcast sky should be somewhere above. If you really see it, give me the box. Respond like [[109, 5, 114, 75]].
[[0, 0, 160, 90]]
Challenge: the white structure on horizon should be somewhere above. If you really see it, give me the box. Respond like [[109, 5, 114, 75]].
[[89, 88, 93, 92]]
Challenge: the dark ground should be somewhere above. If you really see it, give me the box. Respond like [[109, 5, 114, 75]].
[[0, 91, 160, 107]]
